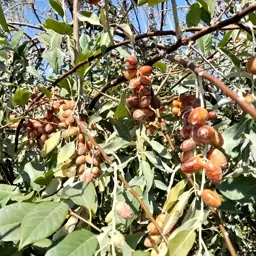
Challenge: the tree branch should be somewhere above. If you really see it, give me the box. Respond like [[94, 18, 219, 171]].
[[165, 54, 256, 119]]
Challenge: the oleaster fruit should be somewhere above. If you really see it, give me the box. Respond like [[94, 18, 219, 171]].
[[246, 56, 256, 75], [200, 189, 222, 208]]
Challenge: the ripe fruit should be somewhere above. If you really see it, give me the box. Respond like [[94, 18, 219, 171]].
[[77, 145, 87, 156], [207, 110, 217, 120], [88, 0, 101, 4], [78, 134, 85, 143], [138, 66, 152, 76], [140, 96, 151, 108], [124, 69, 137, 80], [201, 189, 222, 208], [133, 109, 146, 121], [144, 235, 161, 248], [172, 107, 181, 115], [140, 75, 152, 85], [180, 150, 194, 163], [79, 170, 94, 182], [129, 79, 141, 90], [77, 164, 85, 175], [196, 125, 216, 143], [172, 100, 181, 108], [181, 155, 205, 173], [205, 160, 223, 184], [40, 134, 48, 142], [206, 148, 227, 168], [91, 166, 101, 178], [139, 86, 151, 96], [116, 202, 133, 220], [62, 127, 79, 139], [246, 56, 256, 75], [180, 124, 192, 138], [142, 108, 154, 117], [188, 107, 208, 126], [180, 138, 196, 152], [44, 123, 54, 133], [75, 155, 86, 165], [62, 109, 73, 118], [126, 96, 140, 108], [125, 56, 138, 70]]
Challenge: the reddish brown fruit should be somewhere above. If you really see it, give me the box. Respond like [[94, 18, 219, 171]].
[[45, 109, 53, 119], [125, 56, 138, 70], [76, 155, 86, 165], [62, 109, 73, 118], [211, 131, 224, 148], [246, 56, 256, 75], [32, 120, 42, 129], [139, 75, 152, 85], [156, 214, 166, 223], [147, 221, 163, 234], [40, 134, 48, 142], [77, 164, 85, 175], [133, 109, 146, 121], [124, 69, 137, 80], [180, 124, 193, 138], [205, 160, 223, 184], [142, 108, 154, 117], [80, 121, 88, 129], [62, 126, 79, 139], [181, 155, 205, 173], [144, 235, 161, 248], [65, 115, 75, 125], [116, 202, 133, 220], [126, 96, 140, 108], [78, 134, 85, 143], [129, 79, 141, 91], [138, 66, 152, 76], [140, 96, 151, 108], [44, 124, 54, 133], [172, 100, 181, 108], [88, 0, 100, 4], [207, 148, 227, 168], [79, 170, 94, 182], [87, 141, 93, 151], [172, 107, 181, 116], [201, 189, 222, 208], [180, 150, 194, 163], [188, 107, 208, 126], [85, 154, 100, 166], [207, 110, 217, 120], [37, 126, 45, 134], [196, 125, 216, 143], [139, 86, 151, 96], [91, 166, 101, 178], [180, 138, 196, 152], [63, 100, 76, 111], [77, 145, 87, 156]]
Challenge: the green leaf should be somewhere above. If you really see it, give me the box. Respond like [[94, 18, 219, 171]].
[[110, 118, 132, 141], [197, 34, 212, 55], [12, 89, 31, 107], [218, 30, 232, 47], [147, 0, 166, 7], [118, 24, 135, 42], [0, 5, 9, 32], [114, 94, 131, 119], [57, 141, 76, 165], [101, 137, 133, 154], [49, 0, 64, 17], [77, 11, 101, 26], [34, 171, 54, 186], [138, 0, 149, 6], [0, 244, 22, 256], [46, 230, 99, 256], [163, 180, 187, 212], [198, 0, 215, 17], [41, 131, 61, 157], [186, 3, 201, 27], [42, 48, 65, 73], [168, 230, 196, 256], [0, 203, 34, 241], [140, 160, 154, 191], [249, 13, 256, 25], [154, 61, 166, 72], [149, 140, 172, 159], [19, 202, 69, 249], [200, 7, 211, 25], [0, 185, 22, 206], [11, 29, 24, 49], [61, 182, 98, 215], [218, 47, 241, 69], [44, 19, 73, 35], [217, 175, 256, 201], [37, 86, 52, 98], [126, 232, 146, 250], [26, 66, 41, 78], [133, 251, 150, 256]]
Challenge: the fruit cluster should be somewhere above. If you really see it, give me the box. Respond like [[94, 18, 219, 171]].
[[247, 56, 256, 75], [144, 214, 166, 248], [170, 94, 196, 116], [124, 56, 156, 121], [61, 132, 101, 182]]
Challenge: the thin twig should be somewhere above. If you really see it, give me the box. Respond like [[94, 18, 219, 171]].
[[69, 209, 103, 233], [171, 0, 181, 39]]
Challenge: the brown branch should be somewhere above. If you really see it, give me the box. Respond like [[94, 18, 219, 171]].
[[69, 209, 103, 233], [7, 22, 44, 30], [166, 54, 256, 119]]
